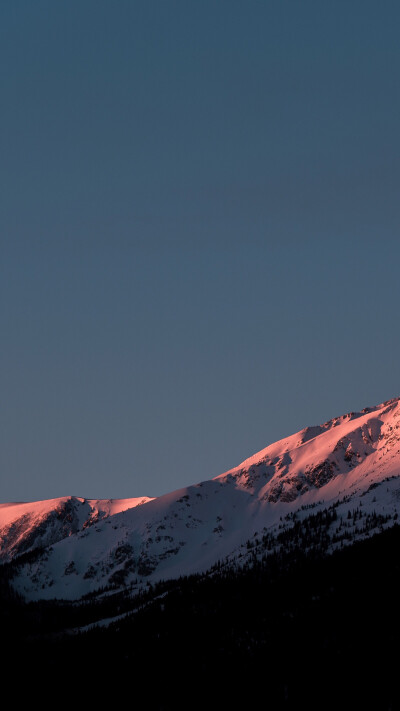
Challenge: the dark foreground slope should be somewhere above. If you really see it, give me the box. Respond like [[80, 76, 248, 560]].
[[1, 527, 399, 709]]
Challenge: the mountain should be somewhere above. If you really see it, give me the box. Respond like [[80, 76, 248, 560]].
[[0, 496, 153, 562], [3, 396, 400, 601]]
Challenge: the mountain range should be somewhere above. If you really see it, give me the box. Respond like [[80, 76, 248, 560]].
[[2, 396, 400, 601]]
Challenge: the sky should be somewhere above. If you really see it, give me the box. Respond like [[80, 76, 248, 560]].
[[1, 1, 400, 502]]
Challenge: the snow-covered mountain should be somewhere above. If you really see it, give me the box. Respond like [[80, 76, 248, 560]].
[[4, 397, 400, 601], [0, 496, 153, 562]]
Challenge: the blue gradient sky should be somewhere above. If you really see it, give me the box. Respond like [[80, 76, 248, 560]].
[[1, 1, 400, 502]]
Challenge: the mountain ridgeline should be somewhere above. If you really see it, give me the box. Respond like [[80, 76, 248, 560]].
[[1, 397, 400, 602], [2, 397, 400, 708]]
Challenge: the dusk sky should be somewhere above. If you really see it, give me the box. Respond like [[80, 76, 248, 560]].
[[1, 1, 400, 502]]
